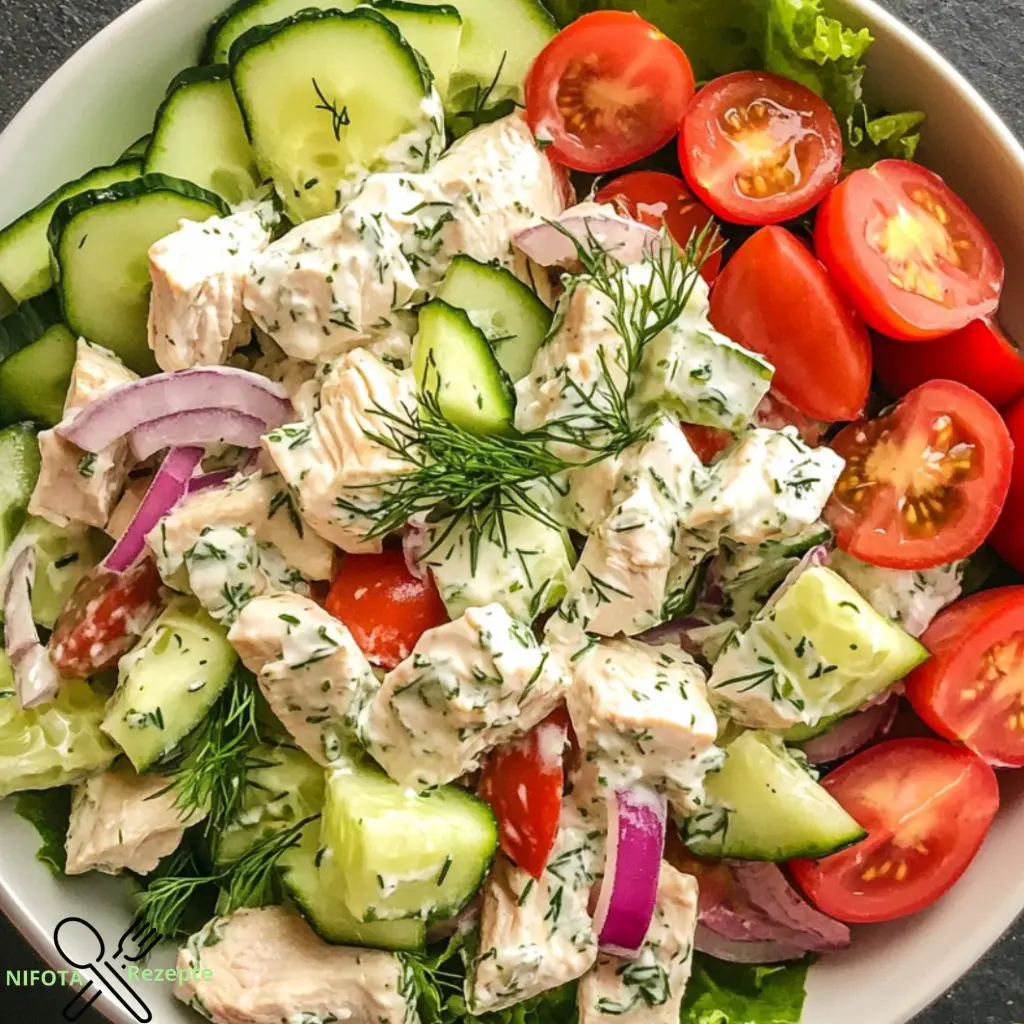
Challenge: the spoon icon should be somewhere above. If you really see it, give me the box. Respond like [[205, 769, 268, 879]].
[[54, 917, 153, 1023]]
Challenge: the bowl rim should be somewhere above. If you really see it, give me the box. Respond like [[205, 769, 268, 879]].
[[1, 0, 1023, 1022]]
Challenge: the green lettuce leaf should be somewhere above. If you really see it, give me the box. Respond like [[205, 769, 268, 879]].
[[543, 0, 924, 165], [13, 786, 72, 875], [682, 954, 811, 1024]]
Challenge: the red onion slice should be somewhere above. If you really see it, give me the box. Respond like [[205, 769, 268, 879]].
[[695, 926, 806, 964], [800, 696, 899, 765], [513, 203, 660, 269], [592, 786, 667, 958], [187, 468, 238, 494], [103, 447, 204, 573], [3, 548, 60, 709], [402, 518, 429, 582], [129, 408, 268, 461], [58, 367, 292, 454]]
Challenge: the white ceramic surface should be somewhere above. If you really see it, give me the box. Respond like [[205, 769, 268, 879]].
[[2, 1, 1024, 1022]]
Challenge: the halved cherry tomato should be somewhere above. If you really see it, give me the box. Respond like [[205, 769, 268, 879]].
[[478, 705, 571, 879], [681, 423, 734, 464], [906, 586, 1024, 766], [789, 738, 999, 923], [48, 558, 165, 678], [709, 226, 871, 421], [816, 160, 1004, 340], [678, 71, 842, 225], [325, 549, 448, 669], [826, 380, 1013, 569], [873, 319, 1024, 411], [524, 12, 695, 173], [594, 171, 722, 282], [989, 396, 1024, 572]]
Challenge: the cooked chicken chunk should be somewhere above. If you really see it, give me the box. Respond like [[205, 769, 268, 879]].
[[148, 206, 274, 372], [360, 604, 569, 791], [29, 339, 137, 529], [176, 906, 417, 1024], [229, 593, 378, 764], [261, 349, 415, 553], [578, 864, 699, 1024], [64, 761, 203, 876]]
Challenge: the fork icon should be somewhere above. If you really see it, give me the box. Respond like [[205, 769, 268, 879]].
[[56, 915, 161, 1022]]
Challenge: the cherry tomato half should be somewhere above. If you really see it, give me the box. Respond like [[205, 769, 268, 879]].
[[48, 558, 165, 678], [478, 705, 572, 879], [989, 397, 1024, 572], [816, 160, 1004, 340], [907, 587, 1024, 767], [873, 319, 1024, 411], [525, 12, 695, 173], [325, 549, 448, 669], [789, 738, 999, 924], [826, 380, 1013, 570], [679, 71, 842, 225], [709, 226, 871, 421], [594, 171, 722, 282]]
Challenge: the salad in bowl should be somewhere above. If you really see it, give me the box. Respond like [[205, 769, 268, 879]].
[[0, 0, 1022, 1021]]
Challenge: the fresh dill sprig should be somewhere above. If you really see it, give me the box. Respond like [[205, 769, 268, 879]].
[[219, 815, 316, 913], [131, 844, 214, 942], [451, 52, 520, 131]]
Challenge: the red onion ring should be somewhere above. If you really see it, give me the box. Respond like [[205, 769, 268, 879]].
[[129, 408, 268, 461], [3, 548, 60, 709], [695, 926, 807, 964], [514, 205, 660, 269]]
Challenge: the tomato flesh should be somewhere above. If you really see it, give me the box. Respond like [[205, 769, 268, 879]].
[[48, 558, 165, 678], [873, 319, 1024, 411], [816, 160, 1004, 340], [789, 738, 999, 923], [907, 587, 1024, 766], [709, 226, 871, 421], [594, 171, 722, 282], [478, 705, 570, 879], [826, 380, 1012, 569], [525, 12, 695, 173], [679, 71, 842, 225], [990, 397, 1024, 572], [325, 549, 448, 670]]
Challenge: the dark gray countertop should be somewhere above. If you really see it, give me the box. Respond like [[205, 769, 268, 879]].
[[1, 0, 1022, 1020]]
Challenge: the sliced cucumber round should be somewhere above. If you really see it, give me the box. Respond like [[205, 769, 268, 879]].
[[0, 424, 40, 571], [0, 323, 77, 428], [120, 135, 152, 159], [145, 66, 262, 205], [686, 730, 866, 861], [48, 174, 229, 376], [0, 291, 64, 366], [0, 159, 141, 304], [230, 7, 439, 222], [413, 298, 515, 435]]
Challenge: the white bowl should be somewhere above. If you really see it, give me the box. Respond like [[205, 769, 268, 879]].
[[2, 1, 1024, 1022]]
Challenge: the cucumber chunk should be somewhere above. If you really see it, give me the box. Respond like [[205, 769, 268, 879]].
[[101, 598, 238, 771], [0, 424, 40, 569], [48, 175, 228, 376], [410, 0, 555, 128], [230, 8, 441, 222], [413, 298, 515, 435], [215, 742, 325, 866], [709, 566, 929, 730], [0, 324, 77, 428], [686, 730, 866, 861], [0, 160, 141, 304], [436, 255, 552, 382], [280, 821, 427, 950], [322, 761, 498, 923], [145, 66, 262, 205], [369, 1, 463, 105], [121, 135, 151, 159]]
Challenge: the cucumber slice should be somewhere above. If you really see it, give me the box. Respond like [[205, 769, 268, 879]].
[[49, 175, 228, 376], [121, 135, 152, 159], [409, 0, 555, 127], [686, 730, 866, 861], [0, 160, 142, 304], [101, 598, 238, 771], [279, 821, 427, 950], [322, 761, 498, 923], [369, 1, 463, 105], [230, 8, 440, 223], [0, 291, 63, 365], [145, 66, 262, 205], [203, 0, 358, 64], [0, 324, 78, 428], [0, 424, 40, 569], [709, 566, 929, 730], [215, 742, 325, 866], [436, 255, 552, 382], [413, 298, 515, 435]]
